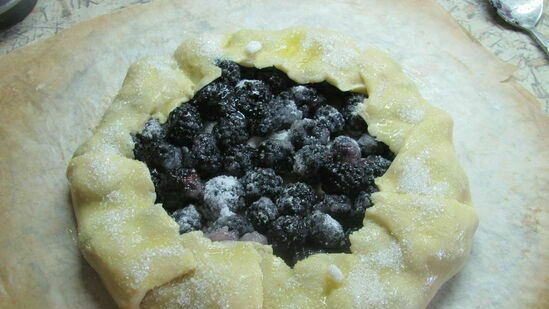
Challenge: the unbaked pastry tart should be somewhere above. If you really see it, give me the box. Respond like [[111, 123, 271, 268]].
[[67, 28, 479, 309]]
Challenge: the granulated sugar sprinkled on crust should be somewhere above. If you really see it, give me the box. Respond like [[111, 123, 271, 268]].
[[328, 264, 344, 283], [397, 152, 448, 196], [126, 245, 189, 289], [302, 33, 361, 69], [246, 40, 263, 54], [345, 256, 391, 308], [398, 104, 426, 124], [196, 35, 223, 59]]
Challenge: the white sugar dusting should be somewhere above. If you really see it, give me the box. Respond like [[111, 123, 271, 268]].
[[141, 119, 163, 139], [203, 176, 243, 220], [196, 35, 223, 59], [328, 264, 344, 283], [397, 151, 449, 196], [302, 33, 360, 69], [246, 40, 263, 54], [398, 105, 425, 124]]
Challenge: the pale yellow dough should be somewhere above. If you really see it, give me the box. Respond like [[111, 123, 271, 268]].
[[66, 28, 478, 309]]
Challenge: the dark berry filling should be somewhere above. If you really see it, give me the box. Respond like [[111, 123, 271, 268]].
[[132, 61, 394, 266]]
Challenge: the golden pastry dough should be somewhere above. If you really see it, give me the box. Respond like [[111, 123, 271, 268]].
[[66, 28, 478, 309]]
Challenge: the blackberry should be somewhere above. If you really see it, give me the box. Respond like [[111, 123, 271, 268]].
[[170, 205, 202, 234], [193, 82, 237, 120], [241, 66, 296, 93], [363, 154, 392, 177], [222, 144, 256, 177], [313, 194, 353, 222], [215, 59, 241, 85], [319, 162, 372, 196], [289, 118, 330, 150], [331, 136, 361, 164], [146, 141, 182, 172], [267, 215, 309, 250], [280, 85, 326, 117], [276, 182, 317, 216], [191, 133, 222, 178], [254, 139, 294, 175], [314, 105, 345, 134], [210, 214, 254, 238], [255, 97, 303, 136], [293, 144, 332, 182], [240, 168, 283, 203], [180, 146, 194, 168], [235, 79, 272, 116], [166, 103, 203, 146], [354, 191, 373, 214], [156, 167, 204, 208], [246, 197, 278, 232], [134, 119, 166, 144], [308, 211, 346, 249], [212, 111, 249, 150], [341, 94, 367, 135], [202, 175, 245, 221], [356, 134, 389, 156]]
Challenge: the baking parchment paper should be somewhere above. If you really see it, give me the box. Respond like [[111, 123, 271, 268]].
[[0, 0, 547, 308]]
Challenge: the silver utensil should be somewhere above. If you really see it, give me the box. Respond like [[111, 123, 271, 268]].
[[490, 0, 548, 55]]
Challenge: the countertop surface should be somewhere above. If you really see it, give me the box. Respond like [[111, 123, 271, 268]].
[[1, 0, 548, 113]]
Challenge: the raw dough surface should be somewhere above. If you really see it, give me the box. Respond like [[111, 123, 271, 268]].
[[0, 1, 547, 309]]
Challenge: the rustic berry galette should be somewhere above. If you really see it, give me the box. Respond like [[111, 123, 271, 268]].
[[67, 28, 478, 309]]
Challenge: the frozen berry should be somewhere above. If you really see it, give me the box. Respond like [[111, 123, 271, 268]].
[[212, 111, 249, 150], [280, 85, 326, 117], [313, 194, 353, 222], [293, 144, 332, 182], [156, 167, 204, 208], [215, 59, 241, 85], [268, 215, 309, 249], [147, 141, 182, 172], [331, 136, 361, 164], [222, 144, 256, 177], [191, 133, 222, 178], [319, 162, 371, 196], [276, 182, 317, 216], [193, 82, 237, 120], [246, 197, 278, 231], [241, 66, 296, 93], [135, 118, 166, 142], [171, 205, 202, 234], [235, 79, 272, 116], [356, 134, 388, 156], [289, 118, 330, 149], [240, 231, 268, 244], [210, 214, 254, 237], [166, 103, 203, 146], [363, 155, 392, 177], [314, 105, 345, 134], [240, 168, 283, 203], [202, 175, 245, 220], [309, 211, 345, 249], [254, 139, 294, 175], [341, 94, 367, 135], [256, 97, 303, 136]]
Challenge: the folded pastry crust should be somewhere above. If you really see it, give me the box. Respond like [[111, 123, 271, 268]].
[[66, 28, 478, 309]]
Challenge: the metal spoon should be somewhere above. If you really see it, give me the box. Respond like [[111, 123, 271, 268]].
[[489, 0, 548, 55]]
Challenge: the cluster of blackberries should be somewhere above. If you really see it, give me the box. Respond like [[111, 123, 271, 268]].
[[133, 60, 394, 266]]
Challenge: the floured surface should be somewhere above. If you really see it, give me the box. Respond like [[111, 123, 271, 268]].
[[0, 0, 546, 308]]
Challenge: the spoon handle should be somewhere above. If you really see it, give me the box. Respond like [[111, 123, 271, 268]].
[[527, 28, 549, 57]]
